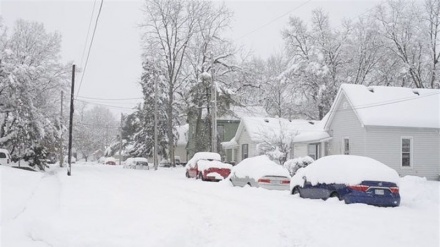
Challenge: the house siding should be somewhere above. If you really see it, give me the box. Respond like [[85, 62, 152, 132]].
[[328, 94, 367, 156], [327, 93, 440, 181], [236, 128, 253, 163], [365, 126, 440, 180]]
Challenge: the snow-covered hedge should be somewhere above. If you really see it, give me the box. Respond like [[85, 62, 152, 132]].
[[284, 156, 314, 176]]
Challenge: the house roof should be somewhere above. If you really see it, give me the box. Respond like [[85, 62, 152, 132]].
[[221, 117, 328, 148], [326, 84, 440, 129]]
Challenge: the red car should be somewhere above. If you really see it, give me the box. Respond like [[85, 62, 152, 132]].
[[185, 152, 232, 181]]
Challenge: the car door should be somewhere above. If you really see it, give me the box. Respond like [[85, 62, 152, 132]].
[[230, 172, 247, 187], [299, 178, 325, 199]]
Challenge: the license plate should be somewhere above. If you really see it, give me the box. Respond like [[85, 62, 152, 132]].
[[375, 189, 384, 195]]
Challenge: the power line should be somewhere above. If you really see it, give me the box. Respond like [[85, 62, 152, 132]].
[[76, 0, 104, 98], [80, 0, 98, 68], [75, 98, 138, 110], [237, 0, 312, 41], [77, 95, 143, 101]]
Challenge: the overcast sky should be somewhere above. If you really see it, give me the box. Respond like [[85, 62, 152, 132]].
[[2, 0, 380, 117]]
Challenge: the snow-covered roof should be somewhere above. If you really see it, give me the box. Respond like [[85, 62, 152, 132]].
[[327, 84, 440, 129], [222, 117, 324, 148]]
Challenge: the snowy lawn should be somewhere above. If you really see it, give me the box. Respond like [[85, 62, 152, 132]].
[[1, 163, 439, 247]]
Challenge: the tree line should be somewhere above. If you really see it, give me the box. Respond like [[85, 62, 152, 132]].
[[1, 0, 439, 169], [124, 0, 440, 165]]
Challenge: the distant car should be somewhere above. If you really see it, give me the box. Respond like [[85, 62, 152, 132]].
[[229, 155, 291, 190], [64, 155, 76, 164], [0, 149, 11, 166], [290, 155, 401, 207], [185, 152, 232, 181], [124, 157, 149, 170], [104, 157, 117, 165], [159, 159, 172, 168]]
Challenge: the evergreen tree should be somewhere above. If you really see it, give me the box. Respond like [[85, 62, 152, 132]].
[[128, 56, 169, 158]]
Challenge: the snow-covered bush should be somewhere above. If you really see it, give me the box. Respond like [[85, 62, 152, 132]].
[[23, 144, 48, 171], [284, 156, 314, 176]]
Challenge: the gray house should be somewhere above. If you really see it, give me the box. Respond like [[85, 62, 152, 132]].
[[324, 84, 440, 180]]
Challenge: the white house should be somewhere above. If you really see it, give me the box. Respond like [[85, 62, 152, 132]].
[[323, 84, 440, 180], [221, 117, 329, 164]]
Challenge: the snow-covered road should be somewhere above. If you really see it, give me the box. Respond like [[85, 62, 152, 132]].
[[2, 164, 439, 247]]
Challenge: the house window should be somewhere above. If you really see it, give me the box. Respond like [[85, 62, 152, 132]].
[[343, 138, 350, 155], [308, 144, 319, 160], [242, 144, 248, 160], [401, 137, 412, 167]]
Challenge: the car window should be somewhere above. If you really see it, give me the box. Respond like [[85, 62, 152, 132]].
[[0, 153, 6, 158]]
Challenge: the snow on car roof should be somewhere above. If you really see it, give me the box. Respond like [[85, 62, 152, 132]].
[[104, 157, 116, 162], [292, 155, 400, 187], [338, 84, 440, 128], [132, 157, 148, 162], [232, 155, 290, 180], [186, 152, 222, 168]]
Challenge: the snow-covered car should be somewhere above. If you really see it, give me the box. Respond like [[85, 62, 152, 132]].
[[104, 157, 117, 165], [159, 159, 172, 167], [185, 152, 232, 181], [229, 155, 291, 190], [0, 149, 11, 166], [290, 155, 401, 207], [64, 155, 76, 164], [124, 157, 149, 170]]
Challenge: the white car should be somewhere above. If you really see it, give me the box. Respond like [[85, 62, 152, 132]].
[[124, 157, 149, 169], [229, 155, 291, 190], [0, 149, 11, 166]]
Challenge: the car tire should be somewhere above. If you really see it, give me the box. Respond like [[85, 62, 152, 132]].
[[292, 186, 300, 195], [330, 192, 341, 200], [247, 182, 252, 187], [185, 171, 190, 178], [198, 172, 204, 181]]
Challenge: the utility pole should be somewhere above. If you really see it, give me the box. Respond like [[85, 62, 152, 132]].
[[153, 74, 159, 170], [67, 64, 75, 176], [119, 113, 123, 165], [211, 68, 217, 153], [60, 90, 64, 167]]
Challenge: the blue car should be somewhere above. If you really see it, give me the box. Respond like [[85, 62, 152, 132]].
[[290, 155, 401, 207]]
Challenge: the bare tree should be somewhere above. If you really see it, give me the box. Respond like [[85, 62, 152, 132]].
[[141, 0, 203, 165], [282, 10, 348, 119], [374, 0, 427, 88], [424, 0, 440, 88]]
